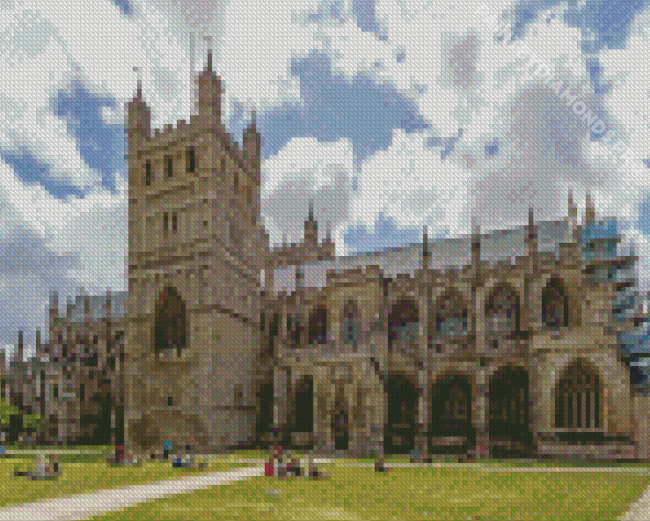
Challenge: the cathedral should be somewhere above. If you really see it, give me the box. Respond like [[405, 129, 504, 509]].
[[124, 51, 650, 462]]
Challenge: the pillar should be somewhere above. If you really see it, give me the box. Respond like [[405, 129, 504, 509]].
[[314, 372, 334, 455], [273, 368, 289, 446], [471, 369, 490, 460], [415, 371, 430, 461]]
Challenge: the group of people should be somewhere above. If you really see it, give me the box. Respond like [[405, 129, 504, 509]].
[[145, 439, 206, 468], [265, 445, 329, 480], [14, 454, 61, 481]]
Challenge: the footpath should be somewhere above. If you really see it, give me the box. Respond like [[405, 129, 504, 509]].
[[0, 466, 264, 521]]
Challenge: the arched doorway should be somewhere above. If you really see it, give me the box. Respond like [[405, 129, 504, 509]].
[[385, 374, 418, 454], [332, 394, 350, 452], [430, 374, 475, 456], [489, 366, 534, 458], [287, 376, 314, 449], [77, 393, 112, 446], [255, 382, 274, 449], [154, 287, 187, 357], [555, 359, 603, 444]]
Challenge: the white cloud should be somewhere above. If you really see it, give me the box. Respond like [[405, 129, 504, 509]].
[[261, 137, 355, 255], [352, 128, 471, 237], [599, 7, 650, 166]]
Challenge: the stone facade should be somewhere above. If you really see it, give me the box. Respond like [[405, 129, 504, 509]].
[[124, 51, 268, 456], [123, 51, 650, 461]]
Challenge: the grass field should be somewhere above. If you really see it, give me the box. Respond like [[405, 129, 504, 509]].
[[89, 461, 650, 521], [0, 454, 256, 509]]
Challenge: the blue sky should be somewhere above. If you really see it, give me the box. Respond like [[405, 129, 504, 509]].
[[1, 0, 650, 354]]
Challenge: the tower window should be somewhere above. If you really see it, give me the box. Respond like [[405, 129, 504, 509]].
[[186, 147, 195, 173], [166, 156, 173, 178], [168, 396, 173, 406], [145, 161, 152, 186], [164, 212, 169, 233], [221, 156, 226, 175], [172, 212, 177, 232]]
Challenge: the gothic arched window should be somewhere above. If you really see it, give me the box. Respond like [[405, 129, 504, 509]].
[[154, 287, 187, 357], [308, 306, 327, 345], [542, 277, 569, 330], [342, 301, 359, 348]]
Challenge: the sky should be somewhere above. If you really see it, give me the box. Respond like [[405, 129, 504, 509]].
[[1, 0, 650, 355]]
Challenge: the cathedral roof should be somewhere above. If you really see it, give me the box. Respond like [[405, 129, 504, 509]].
[[271, 219, 575, 293]]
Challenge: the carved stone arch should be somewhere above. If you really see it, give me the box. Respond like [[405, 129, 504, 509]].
[[153, 286, 188, 357], [430, 287, 470, 347], [553, 358, 603, 433]]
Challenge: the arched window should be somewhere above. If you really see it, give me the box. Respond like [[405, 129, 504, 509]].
[[287, 314, 301, 348], [542, 277, 569, 330], [434, 292, 468, 340], [308, 306, 327, 345], [154, 287, 187, 357], [389, 299, 419, 347], [555, 359, 601, 430], [342, 301, 359, 348], [486, 285, 520, 348]]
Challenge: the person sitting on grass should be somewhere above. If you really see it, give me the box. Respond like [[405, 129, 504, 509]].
[[375, 453, 389, 473], [14, 454, 61, 481]]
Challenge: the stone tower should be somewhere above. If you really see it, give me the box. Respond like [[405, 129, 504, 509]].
[[124, 51, 269, 456]]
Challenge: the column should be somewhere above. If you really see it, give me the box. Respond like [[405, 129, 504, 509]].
[[471, 370, 490, 461], [415, 371, 430, 462], [273, 368, 289, 445], [314, 373, 334, 456]]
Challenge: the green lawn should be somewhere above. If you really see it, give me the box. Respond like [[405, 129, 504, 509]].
[[0, 455, 256, 509], [90, 462, 650, 521]]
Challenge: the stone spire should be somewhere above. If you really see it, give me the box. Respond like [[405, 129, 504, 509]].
[[242, 110, 261, 182], [471, 217, 481, 271], [127, 67, 151, 153], [586, 192, 596, 225], [566, 189, 578, 244], [304, 200, 318, 246], [196, 44, 223, 127], [525, 206, 537, 256], [422, 224, 430, 270]]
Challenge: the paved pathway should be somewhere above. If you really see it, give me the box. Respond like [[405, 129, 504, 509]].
[[619, 482, 650, 521], [0, 467, 264, 521]]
